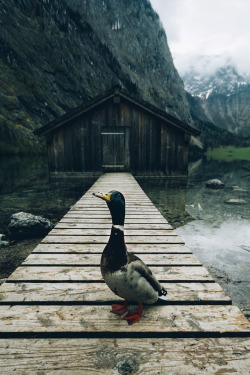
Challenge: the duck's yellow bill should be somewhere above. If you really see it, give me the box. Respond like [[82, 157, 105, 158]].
[[93, 192, 111, 202]]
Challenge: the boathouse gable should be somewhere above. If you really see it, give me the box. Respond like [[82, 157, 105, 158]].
[[35, 86, 199, 177]]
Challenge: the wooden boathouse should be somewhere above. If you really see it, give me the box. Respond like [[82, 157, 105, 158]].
[[34, 86, 200, 178], [0, 173, 249, 373]]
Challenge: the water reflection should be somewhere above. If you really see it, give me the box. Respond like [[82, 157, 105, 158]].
[[136, 178, 193, 229], [0, 156, 96, 231], [0, 156, 48, 194]]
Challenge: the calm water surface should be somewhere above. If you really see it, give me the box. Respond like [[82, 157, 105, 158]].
[[138, 158, 250, 319], [0, 156, 95, 231], [0, 156, 249, 318]]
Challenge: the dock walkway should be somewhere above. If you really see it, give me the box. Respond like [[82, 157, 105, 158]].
[[0, 173, 249, 374]]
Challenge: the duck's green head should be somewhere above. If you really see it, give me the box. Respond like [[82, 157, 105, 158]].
[[93, 190, 125, 226]]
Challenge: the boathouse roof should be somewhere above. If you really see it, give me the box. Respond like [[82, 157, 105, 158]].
[[34, 85, 200, 137]]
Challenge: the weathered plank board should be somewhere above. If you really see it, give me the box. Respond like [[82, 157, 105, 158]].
[[60, 218, 168, 224], [22, 253, 202, 266], [77, 200, 153, 205], [63, 214, 165, 219], [1, 338, 249, 374], [71, 205, 158, 209], [33, 243, 191, 253], [7, 266, 214, 281], [0, 282, 230, 303], [69, 208, 160, 213], [42, 235, 184, 244], [49, 228, 177, 236], [0, 305, 249, 333], [55, 222, 173, 229], [74, 201, 154, 205]]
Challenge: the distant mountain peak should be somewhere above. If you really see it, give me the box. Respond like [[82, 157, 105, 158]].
[[182, 56, 250, 137], [182, 59, 248, 99]]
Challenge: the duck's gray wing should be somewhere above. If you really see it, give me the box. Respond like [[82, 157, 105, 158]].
[[128, 253, 167, 295]]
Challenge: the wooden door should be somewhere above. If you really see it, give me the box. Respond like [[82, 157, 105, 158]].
[[102, 127, 129, 171]]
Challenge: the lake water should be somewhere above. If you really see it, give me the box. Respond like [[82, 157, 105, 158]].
[[0, 156, 95, 231], [0, 156, 249, 319], [138, 158, 250, 319]]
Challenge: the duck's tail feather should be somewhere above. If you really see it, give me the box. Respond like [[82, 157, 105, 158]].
[[158, 286, 167, 296]]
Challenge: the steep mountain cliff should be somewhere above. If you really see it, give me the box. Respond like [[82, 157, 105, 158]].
[[0, 0, 192, 154], [182, 60, 250, 139]]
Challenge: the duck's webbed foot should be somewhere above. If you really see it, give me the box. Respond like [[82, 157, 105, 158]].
[[123, 303, 143, 325], [110, 300, 128, 315]]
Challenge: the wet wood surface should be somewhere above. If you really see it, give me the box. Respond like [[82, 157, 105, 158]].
[[0, 172, 249, 374]]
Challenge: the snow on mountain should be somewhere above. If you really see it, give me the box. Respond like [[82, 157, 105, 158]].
[[181, 56, 250, 137], [182, 61, 248, 99]]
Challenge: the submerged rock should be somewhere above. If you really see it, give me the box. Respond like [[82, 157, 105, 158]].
[[232, 186, 248, 193], [206, 179, 225, 189], [0, 234, 10, 247], [225, 199, 247, 205], [6, 212, 53, 240]]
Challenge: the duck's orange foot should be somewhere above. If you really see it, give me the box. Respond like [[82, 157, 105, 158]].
[[123, 303, 143, 325], [110, 300, 128, 315]]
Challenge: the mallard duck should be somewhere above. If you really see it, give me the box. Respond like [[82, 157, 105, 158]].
[[93, 190, 167, 325]]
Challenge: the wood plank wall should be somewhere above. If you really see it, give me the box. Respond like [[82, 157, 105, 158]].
[[47, 98, 189, 176]]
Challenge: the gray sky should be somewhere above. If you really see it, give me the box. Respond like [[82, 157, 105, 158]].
[[150, 0, 250, 76]]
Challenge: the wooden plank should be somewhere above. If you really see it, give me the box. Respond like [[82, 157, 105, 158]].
[[74, 201, 154, 205], [7, 266, 214, 281], [1, 338, 249, 374], [0, 305, 249, 333], [63, 214, 164, 219], [42, 235, 184, 244], [60, 218, 168, 224], [33, 243, 192, 253], [72, 203, 157, 207], [69, 207, 159, 212], [55, 222, 173, 229], [22, 253, 202, 266], [88, 192, 148, 195], [72, 201, 155, 205], [49, 228, 177, 236], [0, 282, 231, 303]]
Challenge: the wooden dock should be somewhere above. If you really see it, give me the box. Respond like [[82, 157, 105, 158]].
[[0, 172, 249, 374]]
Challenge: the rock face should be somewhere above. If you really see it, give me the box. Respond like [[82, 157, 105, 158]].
[[182, 60, 250, 139], [6, 212, 53, 240], [0, 0, 192, 154]]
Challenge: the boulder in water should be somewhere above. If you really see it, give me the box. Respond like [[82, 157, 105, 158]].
[[206, 179, 225, 189]]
